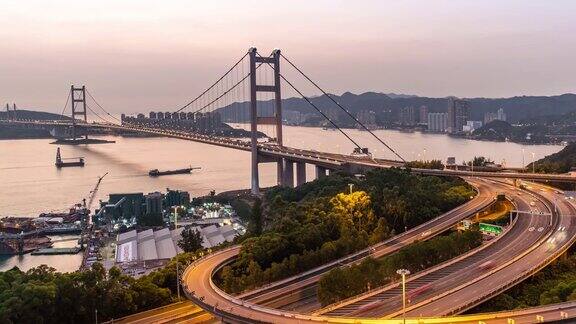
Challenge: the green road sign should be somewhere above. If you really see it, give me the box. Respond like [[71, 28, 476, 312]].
[[479, 223, 503, 235]]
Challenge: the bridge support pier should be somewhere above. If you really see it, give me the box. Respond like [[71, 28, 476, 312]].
[[277, 161, 284, 186], [296, 162, 306, 187], [283, 159, 294, 188], [315, 166, 327, 179]]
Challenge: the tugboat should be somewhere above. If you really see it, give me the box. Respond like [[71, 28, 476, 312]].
[[148, 166, 201, 177], [55, 147, 85, 168]]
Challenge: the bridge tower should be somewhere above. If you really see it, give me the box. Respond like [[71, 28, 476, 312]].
[[70, 85, 88, 140], [248, 48, 284, 195]]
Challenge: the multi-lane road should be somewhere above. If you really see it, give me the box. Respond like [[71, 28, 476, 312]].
[[239, 178, 508, 312], [179, 180, 576, 323], [316, 181, 569, 318]]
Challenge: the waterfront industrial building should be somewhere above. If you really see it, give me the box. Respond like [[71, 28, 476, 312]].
[[115, 224, 239, 264]]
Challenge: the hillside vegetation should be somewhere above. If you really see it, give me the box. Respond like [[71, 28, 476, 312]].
[[528, 142, 576, 173], [215, 169, 475, 294]]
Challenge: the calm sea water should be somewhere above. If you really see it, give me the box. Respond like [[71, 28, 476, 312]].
[[0, 126, 563, 271]]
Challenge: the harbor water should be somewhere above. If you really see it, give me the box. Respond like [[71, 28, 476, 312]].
[[0, 126, 563, 272]]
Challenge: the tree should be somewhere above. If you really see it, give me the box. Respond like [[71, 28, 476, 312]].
[[177, 228, 204, 253], [467, 156, 494, 167], [248, 198, 263, 236]]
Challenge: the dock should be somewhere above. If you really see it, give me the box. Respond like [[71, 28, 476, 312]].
[[31, 247, 82, 255]]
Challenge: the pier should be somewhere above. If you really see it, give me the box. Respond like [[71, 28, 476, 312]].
[[31, 247, 81, 255]]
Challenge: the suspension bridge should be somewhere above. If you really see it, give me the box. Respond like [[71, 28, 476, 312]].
[[2, 47, 576, 189]]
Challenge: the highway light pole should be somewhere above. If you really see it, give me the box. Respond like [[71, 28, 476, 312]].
[[174, 207, 181, 301], [532, 152, 536, 173], [397, 269, 410, 324]]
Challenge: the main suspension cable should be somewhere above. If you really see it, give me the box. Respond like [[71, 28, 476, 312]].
[[185, 62, 265, 116], [85, 89, 122, 123], [281, 53, 405, 162], [60, 91, 71, 117], [256, 53, 363, 151], [174, 52, 249, 113]]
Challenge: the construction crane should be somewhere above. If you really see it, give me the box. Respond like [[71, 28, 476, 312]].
[[85, 172, 108, 224]]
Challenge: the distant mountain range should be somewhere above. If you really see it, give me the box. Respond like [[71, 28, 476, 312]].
[[216, 92, 576, 127], [0, 109, 69, 121]]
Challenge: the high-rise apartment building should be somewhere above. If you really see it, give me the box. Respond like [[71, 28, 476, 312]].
[[399, 106, 416, 126], [356, 110, 377, 126], [484, 108, 507, 124], [447, 98, 470, 133], [427, 112, 448, 132], [418, 105, 429, 124]]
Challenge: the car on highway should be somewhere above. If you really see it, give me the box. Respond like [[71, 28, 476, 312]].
[[478, 260, 495, 271], [408, 283, 433, 302], [349, 300, 384, 316]]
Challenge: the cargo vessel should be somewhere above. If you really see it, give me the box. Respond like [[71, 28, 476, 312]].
[[148, 166, 201, 177]]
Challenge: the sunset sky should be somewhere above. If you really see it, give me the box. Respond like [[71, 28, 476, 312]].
[[1, 0, 575, 113]]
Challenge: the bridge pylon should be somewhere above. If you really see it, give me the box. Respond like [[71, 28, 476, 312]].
[[70, 85, 88, 140], [249, 48, 284, 195]]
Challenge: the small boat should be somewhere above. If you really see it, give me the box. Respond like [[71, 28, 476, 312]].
[[148, 166, 201, 177], [55, 147, 85, 168]]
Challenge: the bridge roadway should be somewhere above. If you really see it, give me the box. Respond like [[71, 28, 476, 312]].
[[180, 180, 576, 323], [236, 178, 507, 312], [315, 181, 565, 317], [4, 119, 576, 183]]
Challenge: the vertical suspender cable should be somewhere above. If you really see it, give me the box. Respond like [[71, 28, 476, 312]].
[[280, 54, 405, 162]]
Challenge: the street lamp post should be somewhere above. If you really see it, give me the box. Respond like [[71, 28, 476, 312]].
[[397, 269, 410, 324], [348, 183, 354, 195], [532, 152, 536, 173]]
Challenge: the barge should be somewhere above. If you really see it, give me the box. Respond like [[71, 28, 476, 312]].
[[148, 166, 201, 177]]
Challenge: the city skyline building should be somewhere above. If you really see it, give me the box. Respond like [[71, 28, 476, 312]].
[[447, 98, 470, 133], [399, 106, 416, 126], [484, 108, 507, 124], [418, 105, 429, 124], [427, 112, 448, 132]]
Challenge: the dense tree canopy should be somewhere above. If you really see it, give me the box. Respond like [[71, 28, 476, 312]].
[[0, 251, 206, 324], [216, 169, 475, 294], [405, 159, 445, 170]]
